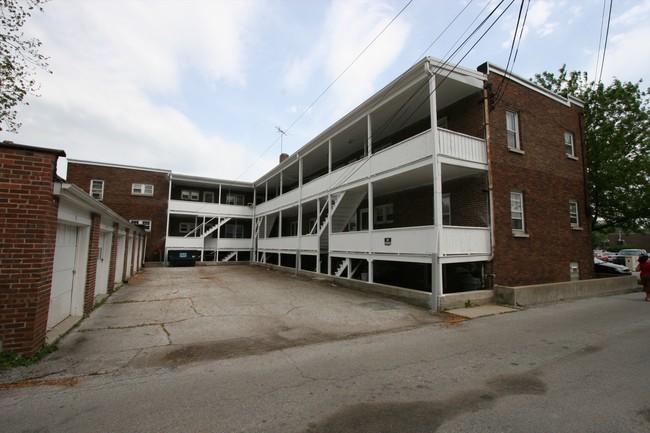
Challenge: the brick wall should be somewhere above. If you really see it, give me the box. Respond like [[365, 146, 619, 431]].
[[486, 74, 594, 286], [0, 143, 64, 355], [67, 163, 169, 262], [83, 213, 101, 314]]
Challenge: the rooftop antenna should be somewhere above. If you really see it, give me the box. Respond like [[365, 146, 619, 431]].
[[275, 126, 287, 154]]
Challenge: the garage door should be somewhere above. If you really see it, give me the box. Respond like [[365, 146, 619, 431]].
[[48, 224, 78, 330]]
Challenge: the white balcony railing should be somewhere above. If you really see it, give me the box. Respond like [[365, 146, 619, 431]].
[[329, 225, 490, 257], [440, 226, 491, 256], [205, 238, 253, 250], [166, 236, 204, 249], [438, 129, 487, 165], [330, 226, 436, 256], [168, 200, 254, 217]]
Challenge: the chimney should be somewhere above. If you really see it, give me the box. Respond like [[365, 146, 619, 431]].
[[279, 153, 289, 163]]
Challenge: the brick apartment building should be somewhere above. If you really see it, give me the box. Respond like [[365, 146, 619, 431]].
[[1, 142, 146, 355], [66, 161, 171, 262], [66, 57, 594, 311]]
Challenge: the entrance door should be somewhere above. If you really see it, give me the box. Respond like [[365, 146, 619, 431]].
[[48, 224, 78, 330]]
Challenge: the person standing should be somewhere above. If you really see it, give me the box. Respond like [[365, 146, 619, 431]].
[[635, 255, 650, 301]]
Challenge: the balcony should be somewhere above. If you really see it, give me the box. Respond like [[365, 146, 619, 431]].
[[168, 200, 254, 217], [258, 235, 320, 252], [329, 225, 490, 258]]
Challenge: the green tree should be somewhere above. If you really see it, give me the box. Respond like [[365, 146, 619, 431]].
[[1, 0, 49, 132], [534, 65, 650, 233]]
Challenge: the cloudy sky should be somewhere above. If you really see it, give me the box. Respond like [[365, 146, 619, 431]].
[[2, 0, 649, 181]]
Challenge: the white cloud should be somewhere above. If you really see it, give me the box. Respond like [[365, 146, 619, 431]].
[[2, 0, 271, 180], [321, 0, 410, 116]]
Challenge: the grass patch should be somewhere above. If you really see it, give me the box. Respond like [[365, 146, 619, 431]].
[[0, 344, 58, 370]]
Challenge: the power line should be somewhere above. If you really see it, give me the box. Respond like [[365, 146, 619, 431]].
[[598, 0, 613, 83], [232, 0, 414, 182]]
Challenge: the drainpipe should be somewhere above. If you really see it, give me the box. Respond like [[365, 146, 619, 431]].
[[164, 173, 172, 265], [483, 78, 496, 288]]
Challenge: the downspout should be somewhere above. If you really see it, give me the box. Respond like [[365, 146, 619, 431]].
[[483, 75, 497, 290], [164, 173, 172, 265]]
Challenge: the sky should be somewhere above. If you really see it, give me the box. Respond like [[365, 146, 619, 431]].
[[2, 0, 649, 182]]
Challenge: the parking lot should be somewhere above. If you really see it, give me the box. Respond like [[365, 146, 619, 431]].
[[7, 265, 446, 380]]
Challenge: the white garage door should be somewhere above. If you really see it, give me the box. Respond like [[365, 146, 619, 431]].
[[48, 224, 78, 330]]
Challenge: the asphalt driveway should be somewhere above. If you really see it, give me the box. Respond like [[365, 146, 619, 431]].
[[5, 265, 444, 381]]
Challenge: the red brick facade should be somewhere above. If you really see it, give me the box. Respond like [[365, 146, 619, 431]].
[[0, 143, 64, 355], [66, 162, 170, 262], [486, 73, 594, 286]]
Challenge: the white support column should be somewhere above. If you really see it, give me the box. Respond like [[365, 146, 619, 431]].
[[428, 63, 443, 312], [367, 113, 373, 157], [368, 259, 374, 283]]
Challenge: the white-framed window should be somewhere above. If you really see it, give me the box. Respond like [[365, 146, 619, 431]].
[[569, 200, 579, 228], [374, 203, 394, 225], [569, 261, 580, 281], [179, 222, 196, 234], [224, 224, 244, 238], [130, 219, 152, 232], [510, 191, 525, 232], [506, 110, 521, 150], [345, 212, 358, 232], [203, 191, 215, 203], [359, 208, 369, 231], [132, 183, 154, 196], [181, 190, 199, 201], [442, 194, 451, 225], [289, 221, 298, 236], [226, 193, 245, 205], [564, 131, 575, 157], [90, 179, 104, 200]]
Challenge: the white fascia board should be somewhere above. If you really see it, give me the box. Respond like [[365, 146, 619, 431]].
[[66, 158, 172, 175], [483, 62, 584, 108], [56, 182, 146, 234]]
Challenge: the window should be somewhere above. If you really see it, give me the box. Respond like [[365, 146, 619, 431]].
[[132, 183, 154, 196], [569, 200, 579, 228], [564, 132, 575, 157], [510, 191, 525, 232], [224, 224, 244, 238], [569, 262, 580, 281], [130, 219, 152, 232], [203, 191, 215, 203], [308, 217, 318, 234], [374, 203, 394, 225], [506, 111, 521, 150], [289, 221, 298, 236], [179, 222, 196, 234], [442, 194, 451, 225], [226, 193, 245, 205], [90, 180, 104, 200], [181, 190, 199, 201], [437, 116, 448, 129], [359, 209, 369, 231]]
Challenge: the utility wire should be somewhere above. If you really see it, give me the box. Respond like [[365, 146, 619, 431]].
[[232, 0, 414, 182], [493, 0, 530, 107], [330, 0, 516, 191], [597, 0, 613, 83]]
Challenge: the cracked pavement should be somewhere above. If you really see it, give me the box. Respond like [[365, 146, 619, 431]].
[[2, 265, 441, 383]]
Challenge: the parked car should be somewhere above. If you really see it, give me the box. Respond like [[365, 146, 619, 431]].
[[596, 251, 617, 262], [594, 258, 632, 275], [617, 248, 647, 256], [610, 249, 647, 266]]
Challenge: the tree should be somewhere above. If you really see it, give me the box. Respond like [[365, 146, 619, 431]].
[[534, 65, 650, 233], [1, 0, 49, 133]]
